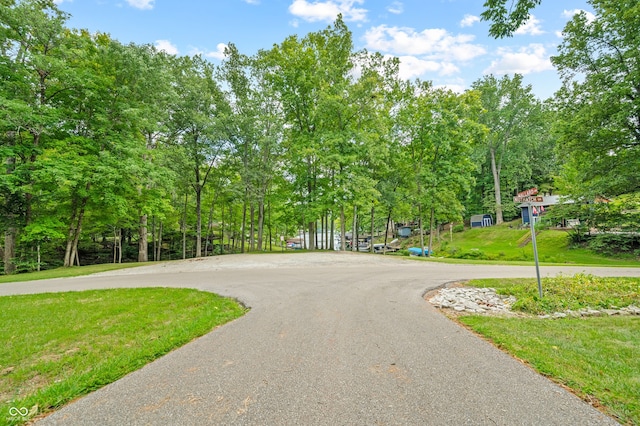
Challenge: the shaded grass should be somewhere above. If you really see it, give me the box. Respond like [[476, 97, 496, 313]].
[[0, 263, 147, 284], [457, 275, 640, 424], [0, 288, 247, 425], [459, 316, 640, 425]]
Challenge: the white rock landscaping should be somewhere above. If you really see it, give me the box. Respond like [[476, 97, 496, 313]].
[[429, 286, 640, 318], [428, 287, 516, 315]]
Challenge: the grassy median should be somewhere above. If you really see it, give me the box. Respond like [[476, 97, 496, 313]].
[[0, 288, 247, 425], [459, 275, 640, 425]]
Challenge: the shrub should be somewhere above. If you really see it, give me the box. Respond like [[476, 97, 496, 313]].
[[588, 233, 639, 256], [453, 224, 465, 233], [456, 249, 486, 259]]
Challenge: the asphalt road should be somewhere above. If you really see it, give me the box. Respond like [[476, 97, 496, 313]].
[[3, 252, 638, 425]]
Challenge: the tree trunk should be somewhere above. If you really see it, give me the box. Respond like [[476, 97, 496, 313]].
[[330, 212, 334, 251], [370, 204, 375, 253], [230, 205, 236, 252], [241, 194, 247, 253], [383, 209, 392, 255], [64, 194, 88, 267], [301, 214, 307, 249], [325, 212, 329, 250], [351, 205, 357, 252], [340, 205, 346, 251], [221, 203, 225, 254], [308, 220, 315, 251], [68, 205, 86, 267], [490, 147, 504, 224], [138, 214, 148, 262], [156, 222, 163, 261], [152, 216, 156, 261], [428, 207, 435, 258], [419, 205, 426, 257], [205, 195, 216, 257], [353, 205, 360, 252], [195, 187, 203, 258], [4, 228, 16, 275], [267, 197, 272, 252], [250, 204, 255, 252], [257, 199, 265, 251], [118, 229, 123, 264], [113, 228, 118, 264], [3, 151, 17, 274], [182, 193, 188, 260]]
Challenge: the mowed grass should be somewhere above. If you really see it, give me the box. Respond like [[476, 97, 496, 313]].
[[458, 275, 640, 425], [0, 262, 148, 284], [0, 288, 247, 425], [436, 221, 639, 265]]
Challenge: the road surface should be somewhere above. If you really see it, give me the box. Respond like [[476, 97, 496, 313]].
[[2, 252, 636, 425]]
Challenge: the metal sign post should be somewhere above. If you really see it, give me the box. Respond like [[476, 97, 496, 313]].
[[528, 203, 543, 299]]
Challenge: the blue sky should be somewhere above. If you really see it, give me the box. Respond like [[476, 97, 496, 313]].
[[53, 0, 594, 99]]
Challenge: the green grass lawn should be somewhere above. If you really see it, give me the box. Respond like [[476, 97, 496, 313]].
[[0, 262, 148, 284], [431, 221, 639, 266], [458, 275, 640, 425], [460, 316, 639, 425], [0, 288, 247, 425]]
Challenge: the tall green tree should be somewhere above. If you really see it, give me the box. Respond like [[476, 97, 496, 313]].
[[552, 0, 640, 199], [167, 55, 230, 258], [0, 0, 70, 272], [471, 74, 543, 224], [221, 44, 283, 252], [40, 33, 164, 266], [262, 17, 357, 249], [396, 81, 483, 255]]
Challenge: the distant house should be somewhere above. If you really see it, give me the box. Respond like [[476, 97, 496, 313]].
[[397, 226, 412, 238], [470, 214, 493, 228], [517, 195, 562, 225]]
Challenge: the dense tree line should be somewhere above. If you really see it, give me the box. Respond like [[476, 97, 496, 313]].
[[1, 0, 637, 273]]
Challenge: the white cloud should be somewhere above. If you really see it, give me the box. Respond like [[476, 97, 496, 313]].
[[126, 0, 154, 10], [288, 0, 367, 23], [243, 0, 260, 4], [394, 55, 460, 80], [460, 14, 480, 28], [387, 1, 403, 14], [155, 40, 179, 55], [484, 44, 553, 75], [364, 25, 486, 62], [53, 0, 71, 4], [205, 43, 228, 60], [514, 15, 544, 36], [563, 9, 596, 23], [435, 83, 465, 94], [188, 43, 228, 60]]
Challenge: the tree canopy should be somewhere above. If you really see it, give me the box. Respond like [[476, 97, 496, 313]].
[[481, 0, 542, 38], [552, 0, 640, 199], [1, 0, 636, 272]]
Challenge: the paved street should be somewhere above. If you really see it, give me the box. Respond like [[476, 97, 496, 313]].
[[3, 252, 637, 425]]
